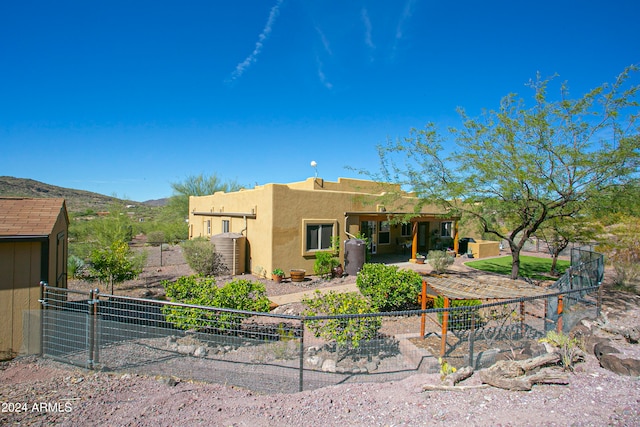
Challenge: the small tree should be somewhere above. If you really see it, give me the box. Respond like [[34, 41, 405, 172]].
[[89, 240, 145, 294]]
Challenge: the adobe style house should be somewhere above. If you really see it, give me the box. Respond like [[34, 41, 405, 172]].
[[0, 198, 69, 358], [188, 177, 460, 277]]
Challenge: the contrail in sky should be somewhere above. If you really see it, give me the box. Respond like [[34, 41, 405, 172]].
[[361, 8, 375, 51], [227, 0, 284, 82]]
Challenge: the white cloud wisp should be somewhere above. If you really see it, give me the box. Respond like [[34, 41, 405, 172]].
[[227, 0, 285, 83]]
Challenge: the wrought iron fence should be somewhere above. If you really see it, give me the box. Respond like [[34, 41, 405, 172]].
[[40, 247, 603, 394]]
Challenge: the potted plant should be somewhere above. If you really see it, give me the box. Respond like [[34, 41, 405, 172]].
[[272, 268, 285, 283], [415, 253, 426, 264]]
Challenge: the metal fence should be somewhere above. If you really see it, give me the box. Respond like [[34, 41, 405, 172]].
[[40, 247, 603, 394]]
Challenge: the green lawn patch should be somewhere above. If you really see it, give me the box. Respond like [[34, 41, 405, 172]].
[[465, 256, 569, 280]]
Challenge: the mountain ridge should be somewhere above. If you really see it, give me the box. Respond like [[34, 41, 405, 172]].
[[0, 176, 167, 212]]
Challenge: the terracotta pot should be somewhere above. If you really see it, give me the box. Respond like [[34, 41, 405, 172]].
[[290, 269, 306, 282], [272, 274, 283, 283], [332, 264, 344, 278], [416, 257, 425, 264]]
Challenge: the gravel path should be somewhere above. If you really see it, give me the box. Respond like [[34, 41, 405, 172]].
[[1, 348, 638, 426]]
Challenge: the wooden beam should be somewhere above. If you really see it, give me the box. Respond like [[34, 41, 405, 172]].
[[440, 296, 450, 357]]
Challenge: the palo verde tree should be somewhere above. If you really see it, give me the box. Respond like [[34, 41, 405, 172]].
[[370, 67, 639, 279], [167, 173, 244, 220]]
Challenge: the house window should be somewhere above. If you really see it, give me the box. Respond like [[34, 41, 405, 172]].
[[401, 223, 412, 237], [206, 220, 211, 235], [378, 221, 390, 245], [441, 221, 452, 237], [222, 220, 230, 233], [306, 224, 333, 251], [303, 219, 337, 253]]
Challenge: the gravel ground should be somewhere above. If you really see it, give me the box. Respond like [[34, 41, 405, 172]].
[[2, 246, 639, 426], [1, 344, 638, 426]]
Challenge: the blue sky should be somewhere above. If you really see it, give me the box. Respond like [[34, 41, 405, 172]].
[[1, 0, 638, 201]]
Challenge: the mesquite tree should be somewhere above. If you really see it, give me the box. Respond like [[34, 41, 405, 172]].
[[371, 67, 639, 279]]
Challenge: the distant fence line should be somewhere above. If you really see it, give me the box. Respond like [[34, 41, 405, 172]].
[[40, 247, 603, 394]]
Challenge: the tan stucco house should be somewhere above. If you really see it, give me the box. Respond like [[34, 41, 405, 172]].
[[188, 178, 460, 278], [0, 198, 69, 358]]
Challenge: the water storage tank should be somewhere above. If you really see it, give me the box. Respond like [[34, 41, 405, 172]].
[[211, 233, 246, 275], [344, 239, 366, 276]]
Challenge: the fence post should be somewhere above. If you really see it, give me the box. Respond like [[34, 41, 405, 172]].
[[88, 288, 100, 369], [440, 297, 449, 357], [39, 281, 48, 357], [468, 309, 475, 369], [556, 294, 564, 333], [299, 319, 305, 392], [520, 301, 525, 337], [420, 280, 427, 337]]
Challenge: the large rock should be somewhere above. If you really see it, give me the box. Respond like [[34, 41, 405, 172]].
[[599, 354, 640, 377]]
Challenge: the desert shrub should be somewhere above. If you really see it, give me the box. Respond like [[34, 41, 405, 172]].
[[67, 255, 86, 279], [438, 357, 457, 381], [180, 237, 228, 276], [434, 296, 483, 330], [302, 291, 381, 352], [146, 230, 166, 246], [162, 275, 271, 331], [314, 251, 340, 279], [427, 250, 455, 274], [539, 330, 585, 371], [356, 263, 422, 311]]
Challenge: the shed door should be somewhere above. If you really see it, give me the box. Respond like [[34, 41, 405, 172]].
[[0, 242, 42, 356]]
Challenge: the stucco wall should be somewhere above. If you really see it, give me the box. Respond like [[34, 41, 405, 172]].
[[468, 240, 500, 259]]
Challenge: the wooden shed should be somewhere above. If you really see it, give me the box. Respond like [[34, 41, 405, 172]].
[[0, 197, 69, 359]]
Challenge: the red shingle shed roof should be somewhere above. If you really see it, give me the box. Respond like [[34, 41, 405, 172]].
[[0, 197, 68, 237]]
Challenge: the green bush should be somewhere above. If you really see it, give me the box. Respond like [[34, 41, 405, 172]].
[[434, 296, 483, 330], [356, 263, 423, 311], [427, 250, 454, 274], [180, 237, 227, 276], [162, 275, 271, 332], [146, 230, 166, 246], [314, 251, 340, 278], [302, 291, 381, 351]]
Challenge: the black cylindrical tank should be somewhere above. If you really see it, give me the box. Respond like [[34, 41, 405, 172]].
[[344, 239, 366, 276]]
